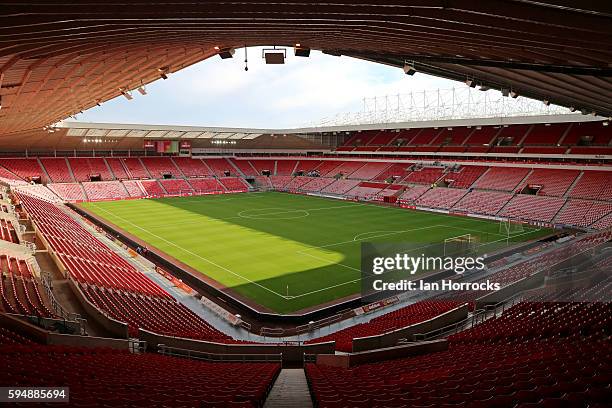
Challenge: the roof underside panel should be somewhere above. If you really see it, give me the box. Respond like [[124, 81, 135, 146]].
[[0, 1, 610, 143]]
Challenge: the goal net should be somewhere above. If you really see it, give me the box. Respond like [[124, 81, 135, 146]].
[[499, 218, 525, 236], [443, 233, 474, 256]]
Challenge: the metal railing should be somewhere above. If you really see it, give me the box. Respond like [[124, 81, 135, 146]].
[[157, 344, 282, 363], [41, 272, 85, 333]]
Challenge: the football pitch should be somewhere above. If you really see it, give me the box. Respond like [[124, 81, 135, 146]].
[[80, 192, 551, 313]]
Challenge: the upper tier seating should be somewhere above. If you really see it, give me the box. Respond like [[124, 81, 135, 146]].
[[159, 179, 193, 195], [82, 181, 128, 200], [275, 160, 298, 175], [500, 194, 566, 222], [188, 178, 225, 193], [0, 159, 46, 182], [0, 345, 280, 407], [591, 213, 612, 229], [121, 180, 145, 197], [522, 123, 567, 145], [0, 255, 53, 317], [368, 130, 398, 146], [202, 158, 233, 177], [171, 157, 211, 177], [306, 301, 461, 352], [452, 190, 514, 215], [555, 199, 612, 227], [568, 171, 612, 201], [431, 126, 472, 145], [230, 159, 259, 176], [444, 166, 487, 189], [48, 183, 86, 201], [122, 158, 150, 179], [255, 176, 272, 188], [141, 157, 179, 178], [563, 121, 611, 145], [495, 124, 530, 144], [140, 180, 166, 196], [518, 168, 580, 196], [321, 179, 361, 195], [349, 162, 390, 180], [68, 158, 113, 181], [416, 187, 468, 209], [402, 167, 444, 185], [39, 158, 74, 183], [463, 126, 498, 145], [473, 167, 530, 191], [347, 185, 385, 200], [220, 177, 248, 192], [104, 158, 129, 180], [410, 128, 441, 145]]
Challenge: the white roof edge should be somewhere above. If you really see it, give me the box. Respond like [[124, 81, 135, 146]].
[[60, 114, 606, 137]]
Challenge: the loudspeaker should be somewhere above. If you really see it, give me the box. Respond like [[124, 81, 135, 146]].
[[218, 48, 235, 59], [264, 51, 285, 64], [294, 46, 311, 57]]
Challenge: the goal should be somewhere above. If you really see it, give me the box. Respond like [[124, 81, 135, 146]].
[[499, 218, 525, 236], [443, 233, 474, 256]]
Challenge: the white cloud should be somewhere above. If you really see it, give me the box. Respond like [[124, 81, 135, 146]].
[[77, 47, 460, 128]]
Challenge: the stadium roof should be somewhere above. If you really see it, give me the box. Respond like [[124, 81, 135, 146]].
[[1, 1, 611, 140]]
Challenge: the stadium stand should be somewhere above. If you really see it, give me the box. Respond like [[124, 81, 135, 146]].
[[444, 166, 488, 189], [499, 194, 566, 222], [518, 169, 580, 196], [452, 190, 514, 216], [555, 199, 612, 227], [159, 178, 193, 195], [398, 185, 429, 202], [269, 176, 293, 189], [472, 167, 531, 191], [188, 178, 225, 193], [321, 179, 361, 195], [0, 219, 18, 244], [0, 159, 46, 182], [275, 160, 298, 176], [140, 180, 166, 196], [522, 123, 566, 145], [48, 183, 87, 202], [372, 163, 412, 182], [416, 187, 468, 209], [171, 157, 211, 177], [104, 158, 129, 180], [301, 177, 336, 192], [82, 181, 129, 200], [202, 158, 232, 177], [348, 162, 390, 180], [39, 158, 75, 183], [122, 180, 146, 197], [220, 177, 249, 192], [0, 255, 53, 317], [0, 346, 280, 407], [249, 160, 276, 175], [403, 167, 444, 185], [282, 176, 314, 191], [68, 158, 113, 181], [122, 158, 151, 179], [568, 170, 612, 201], [141, 157, 179, 178], [230, 159, 259, 176]]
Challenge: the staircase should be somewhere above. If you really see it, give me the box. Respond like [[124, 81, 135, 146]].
[[564, 171, 584, 197], [264, 369, 313, 408], [64, 157, 77, 182]]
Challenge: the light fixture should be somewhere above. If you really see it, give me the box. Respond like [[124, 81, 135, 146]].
[[543, 100, 550, 106], [137, 86, 147, 95], [403, 62, 416, 75], [119, 88, 133, 100], [478, 85, 490, 91], [0, 95, 2, 110], [294, 44, 310, 57], [465, 79, 476, 88], [569, 106, 576, 112], [603, 121, 609, 127], [501, 88, 510, 97], [263, 47, 286, 64], [509, 91, 519, 98], [158, 67, 169, 79], [217, 48, 235, 59]]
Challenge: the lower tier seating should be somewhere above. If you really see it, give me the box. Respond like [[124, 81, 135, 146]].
[[0, 345, 280, 408], [452, 190, 513, 215], [555, 199, 612, 227], [416, 187, 468, 209], [0, 255, 53, 317], [48, 183, 86, 201], [499, 194, 566, 222], [82, 181, 129, 200]]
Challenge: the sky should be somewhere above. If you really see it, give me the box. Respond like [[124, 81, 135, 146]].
[[75, 47, 462, 129]]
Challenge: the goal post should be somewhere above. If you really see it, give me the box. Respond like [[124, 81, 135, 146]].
[[499, 218, 525, 236], [443, 233, 474, 256]]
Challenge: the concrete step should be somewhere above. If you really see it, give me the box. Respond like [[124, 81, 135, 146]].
[[264, 369, 313, 408]]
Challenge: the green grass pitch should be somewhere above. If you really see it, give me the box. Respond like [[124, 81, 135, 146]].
[[80, 192, 551, 313]]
